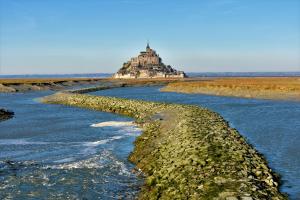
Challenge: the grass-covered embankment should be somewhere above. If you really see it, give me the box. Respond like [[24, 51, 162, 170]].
[[0, 77, 185, 93], [0, 78, 107, 92], [42, 92, 287, 199]]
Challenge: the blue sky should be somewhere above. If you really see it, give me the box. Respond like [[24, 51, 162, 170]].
[[0, 0, 299, 74]]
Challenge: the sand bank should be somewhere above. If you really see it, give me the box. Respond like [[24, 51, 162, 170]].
[[0, 77, 187, 93], [161, 77, 300, 101], [0, 78, 108, 93]]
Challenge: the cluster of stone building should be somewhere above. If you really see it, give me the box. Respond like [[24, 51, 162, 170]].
[[113, 43, 186, 79]]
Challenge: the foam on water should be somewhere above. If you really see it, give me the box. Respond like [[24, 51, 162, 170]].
[[80, 135, 126, 155], [120, 127, 141, 136], [0, 150, 141, 199], [0, 91, 143, 199], [83, 139, 111, 147], [47, 150, 130, 174], [0, 139, 48, 145], [83, 135, 125, 147], [53, 157, 75, 163], [0, 135, 128, 148], [91, 121, 134, 127]]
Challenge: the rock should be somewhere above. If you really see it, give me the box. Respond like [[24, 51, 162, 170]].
[[255, 170, 262, 176], [241, 197, 253, 200], [226, 197, 238, 200], [197, 184, 203, 190], [0, 84, 16, 92], [0, 108, 14, 121]]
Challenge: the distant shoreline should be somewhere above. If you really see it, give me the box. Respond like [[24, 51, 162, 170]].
[[0, 78, 107, 93], [1, 71, 299, 79], [0, 77, 186, 93], [162, 77, 300, 101], [2, 76, 300, 102]]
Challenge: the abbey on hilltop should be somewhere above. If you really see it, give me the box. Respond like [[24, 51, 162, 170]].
[[113, 43, 187, 79]]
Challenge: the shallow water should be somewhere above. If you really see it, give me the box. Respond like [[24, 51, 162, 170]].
[[91, 86, 300, 199], [0, 91, 143, 199]]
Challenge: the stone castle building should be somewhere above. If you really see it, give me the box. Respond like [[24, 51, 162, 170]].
[[113, 43, 186, 79]]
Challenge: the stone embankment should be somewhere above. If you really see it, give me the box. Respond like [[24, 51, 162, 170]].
[[42, 92, 287, 199], [0, 108, 14, 122]]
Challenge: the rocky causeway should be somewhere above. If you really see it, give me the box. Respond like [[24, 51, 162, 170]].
[[42, 91, 287, 199]]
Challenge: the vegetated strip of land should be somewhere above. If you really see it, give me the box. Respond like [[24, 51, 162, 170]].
[[70, 78, 191, 93], [0, 77, 190, 93], [161, 77, 300, 101], [42, 92, 287, 199], [0, 78, 109, 92]]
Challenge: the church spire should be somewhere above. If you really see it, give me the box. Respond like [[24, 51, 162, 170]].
[[146, 40, 150, 49]]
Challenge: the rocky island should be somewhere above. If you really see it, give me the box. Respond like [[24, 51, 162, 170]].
[[113, 43, 187, 79]]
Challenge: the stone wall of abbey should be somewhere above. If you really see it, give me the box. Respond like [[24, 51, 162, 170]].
[[113, 43, 187, 79]]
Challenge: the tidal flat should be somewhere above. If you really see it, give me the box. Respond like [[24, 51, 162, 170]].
[[42, 92, 287, 199], [0, 77, 184, 93], [161, 77, 300, 101], [0, 78, 108, 92]]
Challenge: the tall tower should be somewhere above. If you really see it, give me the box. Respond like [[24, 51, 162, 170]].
[[146, 41, 150, 52]]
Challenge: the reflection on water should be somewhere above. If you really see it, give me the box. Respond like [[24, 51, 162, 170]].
[[91, 86, 300, 199], [0, 91, 143, 199]]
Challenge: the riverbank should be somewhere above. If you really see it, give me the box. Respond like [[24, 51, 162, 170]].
[[0, 77, 188, 93], [0, 78, 109, 92], [0, 108, 14, 121], [161, 77, 300, 101], [42, 92, 287, 199]]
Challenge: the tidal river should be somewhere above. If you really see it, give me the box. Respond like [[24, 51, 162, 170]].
[[0, 91, 143, 199], [1, 86, 300, 199], [90, 86, 300, 200]]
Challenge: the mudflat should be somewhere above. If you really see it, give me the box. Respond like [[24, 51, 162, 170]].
[[0, 78, 108, 92], [161, 77, 300, 101], [0, 77, 187, 93]]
